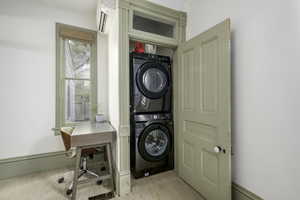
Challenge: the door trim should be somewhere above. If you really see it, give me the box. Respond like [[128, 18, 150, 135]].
[[117, 0, 187, 195]]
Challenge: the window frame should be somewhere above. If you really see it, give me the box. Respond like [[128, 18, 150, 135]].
[[55, 23, 97, 135]]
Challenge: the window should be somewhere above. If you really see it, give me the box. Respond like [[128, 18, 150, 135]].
[[55, 23, 97, 134], [132, 11, 175, 38]]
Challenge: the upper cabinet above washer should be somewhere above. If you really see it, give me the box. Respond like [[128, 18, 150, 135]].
[[121, 0, 187, 46]]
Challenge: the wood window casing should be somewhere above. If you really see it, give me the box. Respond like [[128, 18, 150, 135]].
[[55, 23, 97, 135]]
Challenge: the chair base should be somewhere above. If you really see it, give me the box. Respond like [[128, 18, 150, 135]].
[[58, 157, 101, 196]]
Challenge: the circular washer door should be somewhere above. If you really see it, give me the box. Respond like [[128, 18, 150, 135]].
[[136, 62, 170, 99], [138, 123, 171, 162]]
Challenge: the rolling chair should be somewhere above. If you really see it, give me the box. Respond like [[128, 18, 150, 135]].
[[58, 127, 104, 196]]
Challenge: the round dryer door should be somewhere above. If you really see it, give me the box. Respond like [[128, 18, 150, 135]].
[[136, 62, 170, 99], [138, 123, 171, 162]]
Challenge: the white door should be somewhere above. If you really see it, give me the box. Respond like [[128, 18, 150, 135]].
[[176, 19, 231, 200]]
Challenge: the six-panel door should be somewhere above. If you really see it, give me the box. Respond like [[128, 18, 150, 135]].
[[177, 19, 231, 200]]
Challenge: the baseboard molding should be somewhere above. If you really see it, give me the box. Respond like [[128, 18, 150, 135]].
[[233, 183, 264, 200], [116, 170, 131, 196], [0, 151, 74, 180]]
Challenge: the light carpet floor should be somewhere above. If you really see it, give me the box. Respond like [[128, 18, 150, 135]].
[[0, 169, 204, 200]]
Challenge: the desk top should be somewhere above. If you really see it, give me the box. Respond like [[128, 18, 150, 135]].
[[72, 122, 116, 136], [70, 122, 116, 147]]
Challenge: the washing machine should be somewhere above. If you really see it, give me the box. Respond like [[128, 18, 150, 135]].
[[130, 113, 174, 178], [130, 52, 172, 114]]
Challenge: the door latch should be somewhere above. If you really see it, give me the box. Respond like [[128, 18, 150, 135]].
[[214, 146, 226, 154]]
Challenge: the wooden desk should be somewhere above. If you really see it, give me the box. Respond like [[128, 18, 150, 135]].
[[71, 122, 116, 147], [70, 122, 116, 200]]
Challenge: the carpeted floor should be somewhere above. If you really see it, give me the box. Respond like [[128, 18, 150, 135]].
[[0, 168, 203, 200]]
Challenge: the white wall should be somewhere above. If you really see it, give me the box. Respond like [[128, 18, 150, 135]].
[[0, 0, 178, 160], [184, 0, 300, 199], [147, 0, 185, 11], [0, 0, 108, 159]]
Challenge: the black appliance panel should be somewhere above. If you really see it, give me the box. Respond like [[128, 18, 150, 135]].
[[130, 52, 172, 114], [131, 117, 174, 178]]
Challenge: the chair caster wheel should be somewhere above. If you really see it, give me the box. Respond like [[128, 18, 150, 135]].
[[66, 189, 73, 196], [58, 177, 64, 184], [101, 167, 106, 171], [96, 180, 103, 185]]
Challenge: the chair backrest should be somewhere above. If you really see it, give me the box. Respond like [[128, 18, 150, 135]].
[[60, 127, 74, 151]]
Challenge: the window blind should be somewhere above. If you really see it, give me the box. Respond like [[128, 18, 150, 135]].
[[57, 23, 96, 42]]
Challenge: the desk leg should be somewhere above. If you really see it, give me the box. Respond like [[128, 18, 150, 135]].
[[106, 143, 115, 191], [71, 148, 81, 200]]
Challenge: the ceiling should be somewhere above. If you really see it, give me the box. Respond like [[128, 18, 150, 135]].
[[40, 0, 98, 14]]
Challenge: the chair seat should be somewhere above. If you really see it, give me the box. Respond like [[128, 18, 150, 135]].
[[81, 148, 97, 156]]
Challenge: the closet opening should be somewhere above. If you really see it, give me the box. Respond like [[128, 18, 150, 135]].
[[128, 39, 178, 178]]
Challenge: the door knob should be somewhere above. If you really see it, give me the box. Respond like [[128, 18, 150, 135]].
[[214, 146, 224, 154]]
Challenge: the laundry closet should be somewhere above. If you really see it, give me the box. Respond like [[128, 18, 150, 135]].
[[107, 0, 231, 199], [129, 40, 175, 179]]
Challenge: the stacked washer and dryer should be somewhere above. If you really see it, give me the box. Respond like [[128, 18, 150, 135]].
[[130, 52, 174, 178]]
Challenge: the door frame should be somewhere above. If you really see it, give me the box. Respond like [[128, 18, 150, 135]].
[[117, 0, 186, 196]]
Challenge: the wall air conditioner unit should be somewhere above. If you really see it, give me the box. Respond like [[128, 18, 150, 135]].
[[97, 0, 116, 33], [97, 8, 107, 32]]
